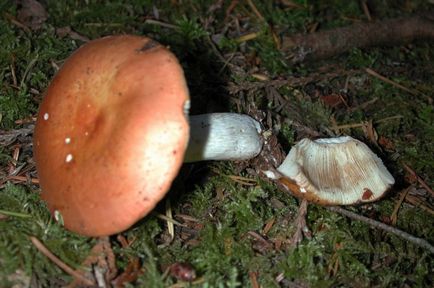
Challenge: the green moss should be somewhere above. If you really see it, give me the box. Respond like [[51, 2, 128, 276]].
[[0, 184, 94, 286], [249, 27, 289, 76]]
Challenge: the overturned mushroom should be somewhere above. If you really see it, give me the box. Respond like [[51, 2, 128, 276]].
[[33, 35, 263, 236], [275, 136, 395, 205]]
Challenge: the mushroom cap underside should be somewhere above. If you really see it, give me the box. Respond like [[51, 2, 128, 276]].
[[277, 137, 395, 205]]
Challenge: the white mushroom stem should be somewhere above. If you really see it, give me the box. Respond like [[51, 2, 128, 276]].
[[184, 113, 263, 162]]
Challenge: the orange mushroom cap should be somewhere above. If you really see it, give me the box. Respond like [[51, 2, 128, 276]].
[[33, 35, 190, 236]]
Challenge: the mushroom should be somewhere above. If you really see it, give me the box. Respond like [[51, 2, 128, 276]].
[[33, 35, 263, 236], [185, 113, 263, 162], [275, 136, 395, 205]]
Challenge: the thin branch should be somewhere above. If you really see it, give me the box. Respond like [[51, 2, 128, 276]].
[[365, 68, 421, 96], [327, 206, 434, 254], [30, 236, 95, 286], [245, 0, 265, 22], [390, 186, 412, 225], [282, 13, 434, 63], [290, 198, 311, 246], [402, 163, 434, 197]]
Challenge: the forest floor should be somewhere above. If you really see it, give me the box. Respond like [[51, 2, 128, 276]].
[[0, 1, 433, 287]]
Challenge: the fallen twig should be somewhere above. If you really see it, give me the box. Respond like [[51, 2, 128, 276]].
[[365, 68, 420, 96], [30, 236, 95, 286], [327, 206, 434, 254], [402, 163, 434, 197], [67, 237, 117, 288], [249, 271, 260, 288], [390, 186, 412, 225], [281, 13, 434, 63], [6, 175, 39, 184], [332, 115, 403, 130], [405, 194, 434, 216], [246, 0, 265, 21], [290, 198, 311, 246]]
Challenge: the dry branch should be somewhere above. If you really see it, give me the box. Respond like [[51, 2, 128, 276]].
[[327, 206, 434, 254], [282, 13, 434, 63]]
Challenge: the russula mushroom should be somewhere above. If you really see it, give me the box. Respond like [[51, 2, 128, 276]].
[[33, 35, 263, 236], [275, 136, 395, 205]]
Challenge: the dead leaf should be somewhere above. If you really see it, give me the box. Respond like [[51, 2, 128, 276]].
[[320, 93, 344, 108], [56, 26, 90, 42], [378, 136, 395, 151], [0, 126, 34, 146], [112, 258, 143, 288], [17, 0, 48, 30], [361, 120, 378, 145], [168, 262, 196, 282], [67, 237, 117, 288]]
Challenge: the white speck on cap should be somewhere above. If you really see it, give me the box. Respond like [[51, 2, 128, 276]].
[[65, 154, 73, 163], [43, 113, 49, 120], [65, 137, 71, 144]]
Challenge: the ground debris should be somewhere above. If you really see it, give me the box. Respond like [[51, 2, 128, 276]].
[[0, 126, 34, 147], [281, 13, 434, 63], [16, 0, 47, 30]]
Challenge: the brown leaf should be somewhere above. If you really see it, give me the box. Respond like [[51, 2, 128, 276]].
[[168, 262, 197, 282], [361, 120, 378, 145], [56, 26, 90, 42], [66, 237, 117, 288], [0, 213, 9, 221], [17, 0, 47, 30], [378, 136, 395, 151], [320, 93, 344, 108], [112, 258, 143, 288], [0, 126, 34, 146]]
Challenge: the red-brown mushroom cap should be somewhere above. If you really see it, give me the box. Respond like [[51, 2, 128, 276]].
[[33, 35, 190, 236]]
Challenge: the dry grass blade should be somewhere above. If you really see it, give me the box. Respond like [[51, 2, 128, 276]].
[[0, 209, 31, 218], [405, 195, 434, 216], [249, 271, 260, 288], [6, 175, 39, 184], [290, 199, 310, 246], [155, 212, 186, 227], [166, 199, 175, 241], [262, 217, 275, 235], [227, 175, 257, 186], [390, 186, 412, 225], [245, 0, 265, 21], [235, 32, 259, 43], [333, 115, 403, 130], [175, 214, 201, 223], [365, 68, 421, 96]]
